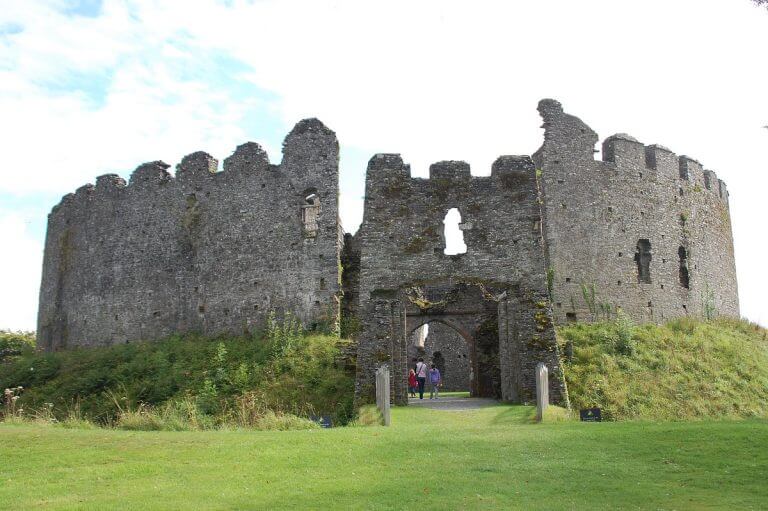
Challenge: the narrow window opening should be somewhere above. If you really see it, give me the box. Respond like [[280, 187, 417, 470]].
[[320, 278, 327, 290], [302, 191, 320, 238], [635, 239, 652, 283], [565, 312, 577, 323], [678, 246, 690, 289], [443, 208, 467, 255]]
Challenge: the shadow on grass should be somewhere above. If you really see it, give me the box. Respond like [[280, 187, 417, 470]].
[[488, 404, 537, 425]]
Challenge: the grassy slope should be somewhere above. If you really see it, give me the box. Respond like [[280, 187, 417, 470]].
[[0, 333, 354, 424], [1, 405, 767, 510], [560, 317, 768, 420]]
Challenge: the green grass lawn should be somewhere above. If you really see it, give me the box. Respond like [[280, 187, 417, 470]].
[[2, 403, 767, 510]]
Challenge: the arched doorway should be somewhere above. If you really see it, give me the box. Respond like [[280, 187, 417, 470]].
[[403, 283, 501, 398], [408, 321, 471, 393]]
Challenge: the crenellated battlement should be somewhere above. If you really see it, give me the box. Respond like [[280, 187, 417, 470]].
[[49, 118, 342, 219], [366, 154, 536, 189], [587, 129, 725, 201]]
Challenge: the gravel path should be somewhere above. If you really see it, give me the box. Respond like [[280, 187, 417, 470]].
[[407, 395, 498, 411]]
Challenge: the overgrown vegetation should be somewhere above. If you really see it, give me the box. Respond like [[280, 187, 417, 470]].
[[559, 316, 768, 421], [0, 316, 354, 430], [0, 330, 35, 364]]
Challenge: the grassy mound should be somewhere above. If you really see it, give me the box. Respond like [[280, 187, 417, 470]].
[[559, 316, 768, 421], [0, 328, 354, 428]]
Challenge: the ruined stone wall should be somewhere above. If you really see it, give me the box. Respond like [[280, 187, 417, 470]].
[[533, 100, 739, 324], [355, 155, 566, 404], [37, 119, 341, 350]]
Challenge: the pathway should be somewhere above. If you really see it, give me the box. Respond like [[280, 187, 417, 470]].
[[407, 395, 498, 411]]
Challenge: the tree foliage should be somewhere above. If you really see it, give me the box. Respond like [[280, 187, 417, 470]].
[[0, 331, 35, 363]]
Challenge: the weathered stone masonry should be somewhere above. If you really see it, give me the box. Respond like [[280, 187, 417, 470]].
[[353, 155, 566, 405], [534, 99, 738, 324], [37, 99, 739, 406], [37, 119, 341, 350]]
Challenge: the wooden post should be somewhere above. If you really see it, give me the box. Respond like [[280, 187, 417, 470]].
[[375, 365, 391, 426], [535, 362, 549, 422]]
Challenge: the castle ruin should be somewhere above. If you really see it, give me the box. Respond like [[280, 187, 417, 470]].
[[37, 100, 739, 405]]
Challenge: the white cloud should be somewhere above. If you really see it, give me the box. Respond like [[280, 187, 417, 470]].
[[0, 213, 42, 331], [0, 0, 765, 328]]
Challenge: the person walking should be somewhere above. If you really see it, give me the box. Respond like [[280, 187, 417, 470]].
[[415, 357, 428, 400], [428, 363, 442, 399], [408, 369, 418, 398]]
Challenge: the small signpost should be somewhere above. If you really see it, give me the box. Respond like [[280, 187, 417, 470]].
[[579, 408, 602, 422], [310, 416, 333, 428], [375, 365, 391, 426]]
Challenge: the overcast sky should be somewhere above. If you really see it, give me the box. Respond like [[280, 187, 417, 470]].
[[1, 0, 766, 330]]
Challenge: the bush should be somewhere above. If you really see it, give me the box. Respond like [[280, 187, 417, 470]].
[[0, 331, 35, 364], [0, 324, 355, 429]]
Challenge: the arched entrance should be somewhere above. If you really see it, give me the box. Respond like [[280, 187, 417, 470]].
[[355, 280, 567, 406], [403, 282, 501, 398], [409, 322, 471, 393]]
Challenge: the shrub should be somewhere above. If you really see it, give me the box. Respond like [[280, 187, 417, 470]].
[[0, 325, 355, 428], [0, 331, 35, 364]]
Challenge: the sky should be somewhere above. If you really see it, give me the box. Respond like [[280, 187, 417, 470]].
[[0, 0, 766, 330]]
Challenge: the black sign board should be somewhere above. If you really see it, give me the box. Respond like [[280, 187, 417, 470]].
[[579, 408, 602, 422], [310, 415, 333, 428]]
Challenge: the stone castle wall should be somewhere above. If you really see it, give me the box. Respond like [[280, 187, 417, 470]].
[[37, 119, 341, 350], [533, 100, 738, 324]]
